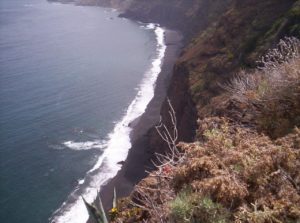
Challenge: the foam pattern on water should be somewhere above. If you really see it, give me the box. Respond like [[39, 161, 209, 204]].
[[63, 140, 107, 151]]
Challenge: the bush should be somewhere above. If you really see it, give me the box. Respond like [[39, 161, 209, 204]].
[[223, 37, 300, 138], [169, 189, 230, 223], [195, 118, 299, 222], [169, 189, 194, 222], [193, 197, 230, 223]]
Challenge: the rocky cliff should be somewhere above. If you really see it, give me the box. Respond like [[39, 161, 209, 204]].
[[123, 0, 300, 152], [105, 1, 300, 222], [120, 0, 235, 154], [131, 0, 299, 137]]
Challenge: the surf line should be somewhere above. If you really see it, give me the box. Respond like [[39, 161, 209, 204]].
[[50, 23, 166, 223]]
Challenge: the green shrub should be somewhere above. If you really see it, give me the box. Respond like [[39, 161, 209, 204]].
[[193, 197, 230, 223], [169, 189, 194, 222], [169, 189, 230, 223]]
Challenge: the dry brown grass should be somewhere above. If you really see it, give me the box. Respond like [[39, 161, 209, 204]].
[[176, 117, 300, 222], [222, 37, 300, 138], [112, 117, 300, 223], [223, 37, 300, 103]]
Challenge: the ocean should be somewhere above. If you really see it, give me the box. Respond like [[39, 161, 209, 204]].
[[0, 0, 166, 222]]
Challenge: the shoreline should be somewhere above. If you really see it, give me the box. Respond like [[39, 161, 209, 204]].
[[45, 1, 184, 220], [97, 28, 183, 211]]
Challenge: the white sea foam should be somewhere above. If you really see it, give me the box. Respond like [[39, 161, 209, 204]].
[[63, 140, 106, 151], [50, 24, 166, 223], [78, 179, 84, 185]]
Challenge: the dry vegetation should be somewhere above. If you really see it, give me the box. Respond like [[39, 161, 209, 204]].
[[175, 117, 300, 223], [100, 38, 300, 223], [110, 117, 300, 223], [222, 37, 300, 138]]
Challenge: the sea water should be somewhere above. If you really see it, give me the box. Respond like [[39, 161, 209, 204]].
[[0, 0, 165, 222]]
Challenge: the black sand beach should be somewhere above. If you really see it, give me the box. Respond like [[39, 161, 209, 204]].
[[98, 29, 183, 210]]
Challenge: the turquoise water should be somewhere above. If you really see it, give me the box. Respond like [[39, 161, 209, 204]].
[[0, 1, 159, 222]]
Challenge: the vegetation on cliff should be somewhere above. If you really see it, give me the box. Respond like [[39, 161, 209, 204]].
[[98, 37, 300, 223], [178, 0, 299, 110], [222, 37, 300, 138]]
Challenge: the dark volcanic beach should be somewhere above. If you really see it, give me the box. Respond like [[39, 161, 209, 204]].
[[98, 29, 183, 210]]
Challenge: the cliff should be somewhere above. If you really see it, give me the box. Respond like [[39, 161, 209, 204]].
[[180, 0, 299, 107], [119, 0, 236, 156], [93, 0, 300, 222], [124, 0, 300, 155]]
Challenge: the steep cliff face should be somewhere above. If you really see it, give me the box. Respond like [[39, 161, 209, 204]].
[[178, 0, 299, 111], [147, 61, 198, 155], [121, 0, 300, 153], [120, 0, 235, 153]]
